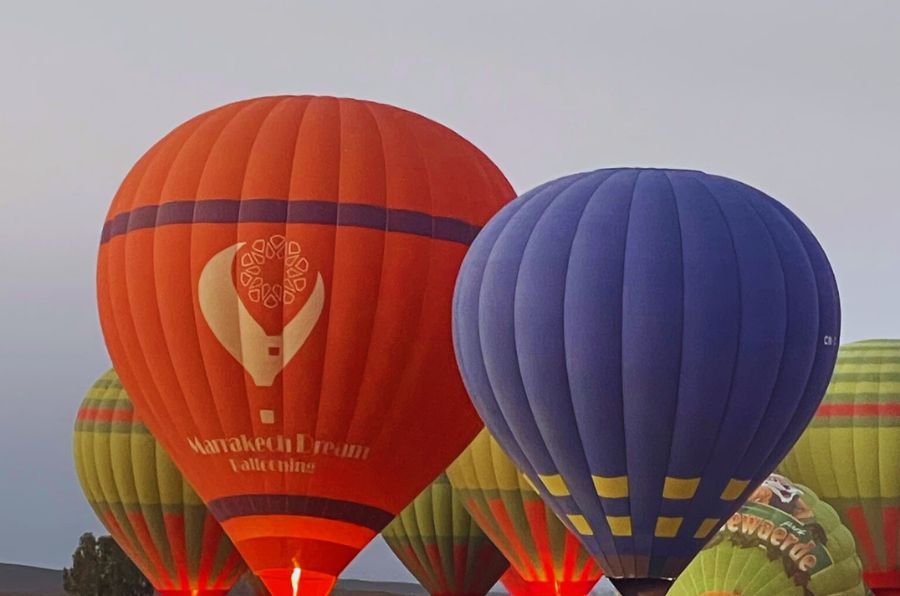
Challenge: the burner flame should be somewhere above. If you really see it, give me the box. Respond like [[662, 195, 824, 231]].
[[291, 566, 301, 596]]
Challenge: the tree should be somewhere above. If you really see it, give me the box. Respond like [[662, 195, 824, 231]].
[[63, 532, 153, 596], [62, 534, 99, 596]]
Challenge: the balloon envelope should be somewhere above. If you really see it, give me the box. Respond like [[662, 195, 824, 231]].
[[669, 473, 865, 595], [452, 168, 840, 586], [96, 95, 514, 595], [447, 429, 603, 595], [780, 339, 900, 594], [73, 369, 246, 595], [382, 473, 509, 595]]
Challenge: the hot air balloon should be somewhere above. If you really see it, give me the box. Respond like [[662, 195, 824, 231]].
[[96, 95, 515, 595], [73, 369, 246, 595], [452, 168, 841, 595], [382, 473, 509, 595], [669, 473, 865, 595], [446, 429, 603, 595], [780, 339, 900, 595]]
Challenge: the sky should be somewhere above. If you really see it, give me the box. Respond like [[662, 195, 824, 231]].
[[1, 0, 899, 584]]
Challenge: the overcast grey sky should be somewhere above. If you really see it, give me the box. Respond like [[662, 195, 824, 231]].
[[1, 0, 899, 584]]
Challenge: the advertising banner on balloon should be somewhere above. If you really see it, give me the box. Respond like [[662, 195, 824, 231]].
[[670, 473, 864, 596], [713, 475, 834, 585]]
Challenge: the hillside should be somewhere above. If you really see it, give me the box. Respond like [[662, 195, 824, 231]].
[[0, 562, 426, 595], [0, 562, 616, 595], [0, 564, 65, 596]]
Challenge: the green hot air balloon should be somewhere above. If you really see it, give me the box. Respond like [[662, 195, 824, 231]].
[[382, 473, 510, 595], [73, 370, 246, 595], [780, 339, 900, 594], [670, 473, 864, 596]]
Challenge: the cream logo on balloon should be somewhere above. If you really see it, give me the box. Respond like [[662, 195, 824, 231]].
[[198, 234, 326, 388]]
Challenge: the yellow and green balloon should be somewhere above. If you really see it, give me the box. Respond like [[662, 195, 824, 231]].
[[781, 339, 900, 594], [382, 473, 509, 595], [73, 370, 246, 596]]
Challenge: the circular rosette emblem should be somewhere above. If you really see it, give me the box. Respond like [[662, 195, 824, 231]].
[[234, 235, 315, 333], [237, 235, 309, 309]]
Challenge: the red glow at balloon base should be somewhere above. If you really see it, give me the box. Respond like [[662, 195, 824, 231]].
[[500, 568, 600, 595], [257, 568, 336, 596], [865, 570, 900, 593], [867, 569, 900, 596], [156, 591, 229, 596]]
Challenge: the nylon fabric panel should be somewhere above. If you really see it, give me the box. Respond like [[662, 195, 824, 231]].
[[663, 174, 790, 558], [73, 370, 246, 592], [451, 194, 536, 474], [618, 171, 686, 575], [513, 170, 623, 571], [755, 199, 840, 476], [96, 95, 515, 591], [452, 168, 841, 582], [722, 184, 820, 484], [562, 169, 637, 578]]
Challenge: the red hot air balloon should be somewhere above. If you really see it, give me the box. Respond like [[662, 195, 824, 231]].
[[96, 95, 514, 595]]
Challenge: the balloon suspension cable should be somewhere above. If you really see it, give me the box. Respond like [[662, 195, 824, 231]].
[[608, 577, 672, 596]]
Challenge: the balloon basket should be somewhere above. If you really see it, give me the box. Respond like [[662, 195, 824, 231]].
[[608, 577, 672, 596]]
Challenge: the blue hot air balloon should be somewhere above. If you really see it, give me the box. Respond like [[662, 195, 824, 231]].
[[452, 168, 841, 595]]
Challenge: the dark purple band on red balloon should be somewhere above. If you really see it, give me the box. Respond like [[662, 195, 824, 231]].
[[99, 198, 481, 246], [207, 494, 395, 532]]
